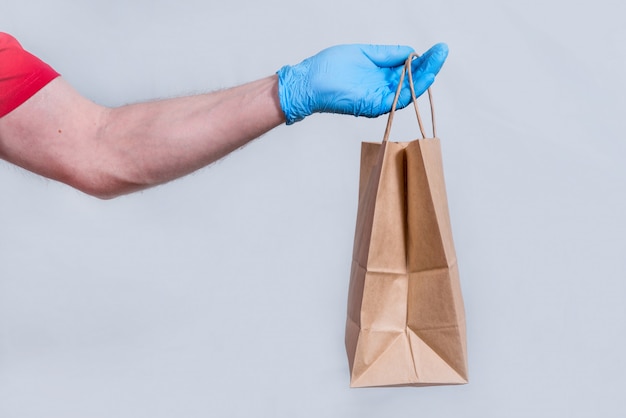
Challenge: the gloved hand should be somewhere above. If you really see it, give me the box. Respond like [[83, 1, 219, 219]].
[[276, 43, 448, 124]]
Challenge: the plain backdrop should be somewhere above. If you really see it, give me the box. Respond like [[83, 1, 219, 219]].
[[1, 1, 625, 417]]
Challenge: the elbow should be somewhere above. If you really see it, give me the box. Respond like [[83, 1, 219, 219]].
[[82, 185, 131, 200], [72, 178, 142, 200], [57, 109, 162, 199], [66, 167, 148, 200]]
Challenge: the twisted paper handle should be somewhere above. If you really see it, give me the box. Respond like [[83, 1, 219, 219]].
[[382, 52, 436, 142]]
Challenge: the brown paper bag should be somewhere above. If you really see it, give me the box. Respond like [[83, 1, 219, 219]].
[[345, 54, 468, 388]]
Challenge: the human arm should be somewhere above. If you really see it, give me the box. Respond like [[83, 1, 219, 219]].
[[0, 42, 447, 199]]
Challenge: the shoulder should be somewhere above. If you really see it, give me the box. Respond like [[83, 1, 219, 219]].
[[0, 32, 60, 118], [0, 31, 20, 48]]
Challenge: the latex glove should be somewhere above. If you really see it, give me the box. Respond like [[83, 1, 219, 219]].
[[276, 43, 448, 124]]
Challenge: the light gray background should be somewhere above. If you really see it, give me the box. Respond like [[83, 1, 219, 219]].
[[1, 1, 625, 417]]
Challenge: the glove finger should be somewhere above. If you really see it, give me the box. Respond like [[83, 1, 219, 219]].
[[408, 43, 447, 98], [379, 81, 414, 114], [410, 43, 449, 79], [362, 44, 416, 68], [411, 73, 436, 99]]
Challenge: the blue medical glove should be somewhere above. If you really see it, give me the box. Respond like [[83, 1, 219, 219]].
[[276, 43, 448, 124]]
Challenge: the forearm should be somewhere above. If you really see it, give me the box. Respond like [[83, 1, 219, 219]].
[[0, 75, 285, 199], [98, 75, 285, 196]]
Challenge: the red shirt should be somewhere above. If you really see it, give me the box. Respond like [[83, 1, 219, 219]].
[[0, 32, 60, 118]]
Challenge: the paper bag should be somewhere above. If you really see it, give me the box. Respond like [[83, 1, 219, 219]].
[[345, 54, 468, 388]]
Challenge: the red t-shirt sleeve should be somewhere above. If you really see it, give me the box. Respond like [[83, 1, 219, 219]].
[[0, 32, 60, 118]]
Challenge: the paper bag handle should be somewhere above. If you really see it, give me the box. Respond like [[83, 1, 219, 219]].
[[382, 52, 436, 142]]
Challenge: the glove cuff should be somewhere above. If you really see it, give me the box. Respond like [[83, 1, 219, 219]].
[[276, 63, 311, 125]]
